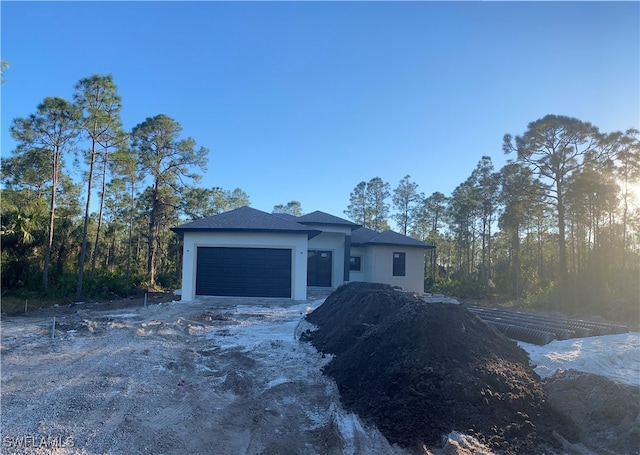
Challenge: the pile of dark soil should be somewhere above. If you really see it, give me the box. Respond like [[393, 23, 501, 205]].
[[543, 369, 639, 455], [302, 282, 575, 454]]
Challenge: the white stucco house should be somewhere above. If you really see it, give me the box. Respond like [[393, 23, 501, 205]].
[[172, 206, 434, 301]]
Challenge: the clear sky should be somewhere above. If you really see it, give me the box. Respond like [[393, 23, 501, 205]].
[[2, 1, 638, 222]]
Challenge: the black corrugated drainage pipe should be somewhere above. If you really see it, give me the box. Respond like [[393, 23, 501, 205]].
[[467, 306, 628, 341], [486, 321, 556, 345]]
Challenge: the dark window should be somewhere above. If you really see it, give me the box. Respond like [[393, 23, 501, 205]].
[[349, 256, 361, 271], [393, 252, 406, 276]]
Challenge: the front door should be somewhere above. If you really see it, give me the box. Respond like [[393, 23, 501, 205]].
[[307, 250, 332, 287]]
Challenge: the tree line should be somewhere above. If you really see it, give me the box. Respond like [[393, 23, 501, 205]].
[[2, 73, 639, 317], [344, 116, 639, 316], [2, 73, 247, 300]]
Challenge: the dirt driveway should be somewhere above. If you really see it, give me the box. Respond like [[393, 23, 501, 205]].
[[1, 295, 408, 455]]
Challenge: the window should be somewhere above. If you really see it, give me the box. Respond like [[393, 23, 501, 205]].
[[349, 256, 361, 271], [392, 252, 406, 276]]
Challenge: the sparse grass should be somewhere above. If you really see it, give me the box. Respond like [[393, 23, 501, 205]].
[[1, 293, 68, 315]]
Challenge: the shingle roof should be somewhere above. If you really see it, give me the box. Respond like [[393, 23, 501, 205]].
[[172, 207, 431, 247], [351, 226, 434, 248], [172, 206, 321, 238], [296, 211, 361, 229], [271, 212, 298, 222]]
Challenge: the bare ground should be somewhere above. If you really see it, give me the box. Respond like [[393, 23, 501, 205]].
[[1, 293, 406, 455], [1, 290, 637, 455]]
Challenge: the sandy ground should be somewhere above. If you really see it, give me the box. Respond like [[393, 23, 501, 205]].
[[1, 294, 411, 455], [1, 292, 638, 455]]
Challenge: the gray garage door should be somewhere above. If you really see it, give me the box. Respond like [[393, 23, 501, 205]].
[[196, 247, 292, 298]]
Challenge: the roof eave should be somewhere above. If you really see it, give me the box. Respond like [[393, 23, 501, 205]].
[[352, 241, 435, 249], [297, 221, 362, 230]]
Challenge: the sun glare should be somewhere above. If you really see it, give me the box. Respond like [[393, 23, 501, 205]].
[[624, 180, 640, 202]]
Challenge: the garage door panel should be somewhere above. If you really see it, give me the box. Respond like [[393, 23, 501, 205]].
[[196, 247, 292, 298]]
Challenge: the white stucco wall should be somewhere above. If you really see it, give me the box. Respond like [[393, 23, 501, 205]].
[[180, 231, 309, 301], [349, 245, 426, 294], [348, 246, 369, 282]]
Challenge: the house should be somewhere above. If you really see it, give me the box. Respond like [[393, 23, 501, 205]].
[[171, 206, 434, 301]]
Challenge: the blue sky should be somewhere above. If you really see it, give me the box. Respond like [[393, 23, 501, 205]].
[[2, 1, 638, 223]]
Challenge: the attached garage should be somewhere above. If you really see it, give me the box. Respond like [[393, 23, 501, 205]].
[[195, 247, 292, 298], [172, 207, 320, 301]]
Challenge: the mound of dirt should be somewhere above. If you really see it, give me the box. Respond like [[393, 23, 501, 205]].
[[543, 369, 640, 455], [303, 282, 574, 453], [303, 282, 411, 356]]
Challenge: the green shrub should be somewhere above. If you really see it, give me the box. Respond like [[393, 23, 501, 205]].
[[428, 277, 489, 299]]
